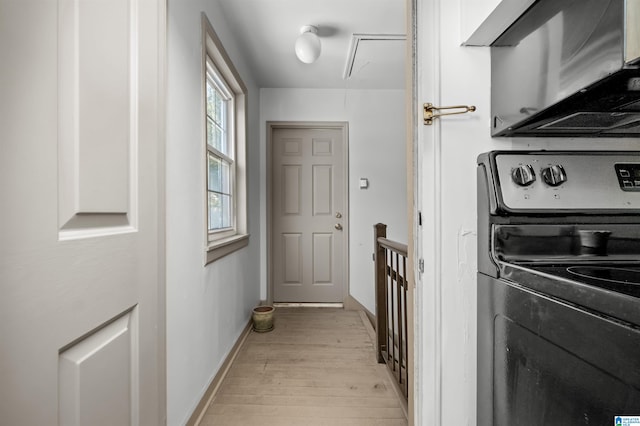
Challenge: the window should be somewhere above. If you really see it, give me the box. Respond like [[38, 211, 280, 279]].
[[206, 63, 234, 234], [202, 13, 248, 264]]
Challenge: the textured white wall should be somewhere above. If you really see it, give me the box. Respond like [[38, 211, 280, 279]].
[[260, 88, 408, 313], [166, 2, 261, 425]]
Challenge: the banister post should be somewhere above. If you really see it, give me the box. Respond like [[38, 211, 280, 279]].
[[374, 223, 387, 363]]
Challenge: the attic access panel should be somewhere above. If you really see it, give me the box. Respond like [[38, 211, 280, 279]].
[[343, 34, 406, 89]]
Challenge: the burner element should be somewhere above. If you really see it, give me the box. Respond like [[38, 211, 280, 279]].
[[567, 266, 640, 285]]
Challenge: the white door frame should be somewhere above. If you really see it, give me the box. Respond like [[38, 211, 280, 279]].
[[412, 0, 442, 425], [266, 121, 350, 305], [405, 0, 418, 425]]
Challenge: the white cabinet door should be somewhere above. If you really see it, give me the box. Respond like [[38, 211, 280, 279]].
[[0, 1, 165, 424]]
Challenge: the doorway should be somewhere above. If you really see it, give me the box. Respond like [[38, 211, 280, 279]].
[[267, 122, 349, 303]]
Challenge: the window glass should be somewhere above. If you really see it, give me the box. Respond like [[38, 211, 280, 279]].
[[206, 64, 234, 233]]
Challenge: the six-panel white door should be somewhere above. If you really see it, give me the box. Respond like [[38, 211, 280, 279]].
[[0, 0, 164, 424], [271, 126, 347, 303]]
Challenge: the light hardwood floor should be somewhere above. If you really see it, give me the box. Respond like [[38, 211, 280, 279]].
[[199, 308, 408, 426]]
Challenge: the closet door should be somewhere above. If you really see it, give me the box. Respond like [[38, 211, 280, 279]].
[[0, 1, 165, 424]]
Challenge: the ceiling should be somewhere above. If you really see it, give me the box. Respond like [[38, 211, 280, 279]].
[[214, 0, 407, 89]]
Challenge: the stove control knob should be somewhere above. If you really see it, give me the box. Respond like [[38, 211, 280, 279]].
[[541, 165, 567, 187], [511, 164, 536, 186]]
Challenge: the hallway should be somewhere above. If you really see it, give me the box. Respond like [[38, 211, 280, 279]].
[[197, 308, 408, 425]]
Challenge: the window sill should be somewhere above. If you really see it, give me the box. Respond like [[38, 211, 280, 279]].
[[205, 234, 249, 265]]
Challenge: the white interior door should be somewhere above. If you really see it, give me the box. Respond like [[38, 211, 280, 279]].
[[0, 1, 164, 425], [271, 125, 347, 303]]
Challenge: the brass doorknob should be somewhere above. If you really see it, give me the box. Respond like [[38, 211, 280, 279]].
[[335, 223, 343, 230]]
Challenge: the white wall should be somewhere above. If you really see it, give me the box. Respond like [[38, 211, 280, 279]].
[[417, 0, 640, 424], [260, 88, 407, 313], [166, 2, 261, 425]]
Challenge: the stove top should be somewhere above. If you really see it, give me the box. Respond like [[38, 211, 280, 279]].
[[478, 151, 640, 327], [524, 264, 640, 298], [568, 265, 640, 285], [500, 262, 640, 327]]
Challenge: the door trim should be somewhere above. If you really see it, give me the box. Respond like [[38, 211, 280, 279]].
[[157, 0, 167, 421], [406, 0, 417, 424], [266, 121, 350, 304], [413, 0, 442, 425]]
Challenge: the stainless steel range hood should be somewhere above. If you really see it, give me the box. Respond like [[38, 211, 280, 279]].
[[476, 0, 640, 137]]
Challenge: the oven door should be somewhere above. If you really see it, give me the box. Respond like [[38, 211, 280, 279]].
[[478, 273, 640, 426]]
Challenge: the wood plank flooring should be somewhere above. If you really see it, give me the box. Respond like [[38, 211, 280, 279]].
[[199, 308, 408, 426]]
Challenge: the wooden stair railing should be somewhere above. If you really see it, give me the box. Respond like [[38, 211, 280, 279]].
[[374, 223, 409, 399]]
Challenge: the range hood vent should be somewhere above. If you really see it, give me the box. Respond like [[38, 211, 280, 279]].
[[485, 0, 640, 137], [538, 113, 640, 131]]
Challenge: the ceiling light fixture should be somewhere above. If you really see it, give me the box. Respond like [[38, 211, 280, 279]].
[[295, 25, 321, 64]]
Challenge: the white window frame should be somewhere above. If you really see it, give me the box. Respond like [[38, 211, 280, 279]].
[[206, 61, 235, 238], [202, 13, 248, 265]]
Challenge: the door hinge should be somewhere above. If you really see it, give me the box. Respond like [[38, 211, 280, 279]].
[[423, 103, 476, 125], [418, 258, 424, 273]]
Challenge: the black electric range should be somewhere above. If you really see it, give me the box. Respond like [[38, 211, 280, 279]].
[[477, 151, 640, 426]]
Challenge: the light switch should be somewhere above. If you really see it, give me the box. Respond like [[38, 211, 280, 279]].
[[359, 178, 369, 189]]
